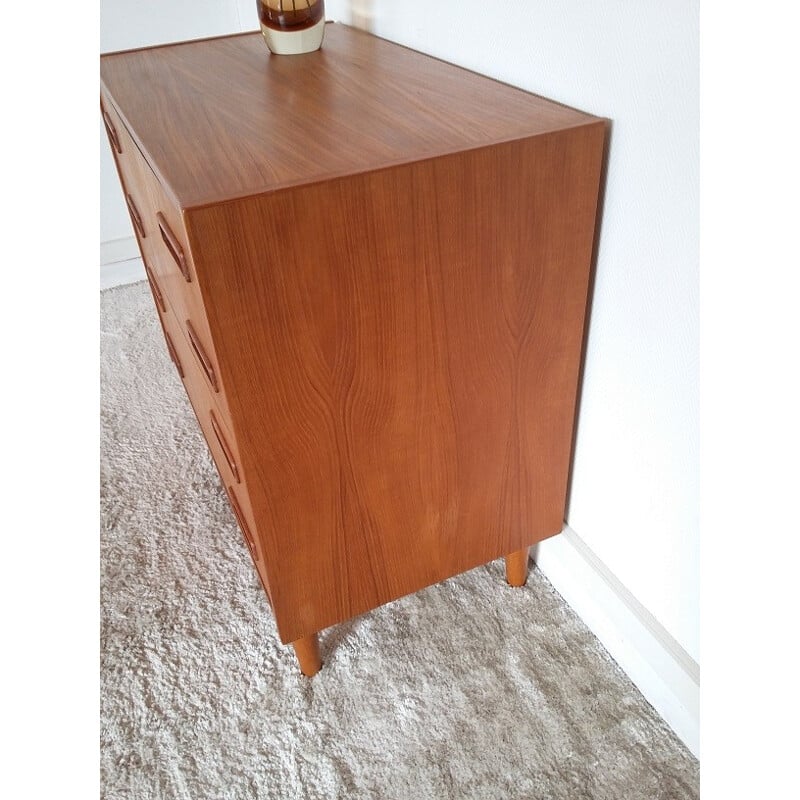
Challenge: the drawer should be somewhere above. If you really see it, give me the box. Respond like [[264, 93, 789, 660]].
[[100, 93, 127, 163], [103, 95, 174, 335], [158, 303, 271, 598], [103, 91, 269, 600], [144, 260, 168, 316], [102, 92, 230, 421], [101, 94, 154, 247], [160, 300, 241, 484], [137, 169, 232, 423]]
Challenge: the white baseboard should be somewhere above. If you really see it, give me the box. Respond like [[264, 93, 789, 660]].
[[101, 236, 146, 290], [533, 526, 699, 757], [100, 257, 146, 290], [101, 236, 140, 266]]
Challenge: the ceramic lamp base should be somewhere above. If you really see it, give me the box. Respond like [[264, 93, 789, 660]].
[[260, 17, 326, 55]]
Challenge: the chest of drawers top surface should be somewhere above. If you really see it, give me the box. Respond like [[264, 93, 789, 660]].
[[100, 23, 597, 207]]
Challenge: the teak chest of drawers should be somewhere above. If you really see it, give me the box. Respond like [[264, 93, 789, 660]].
[[100, 23, 606, 676]]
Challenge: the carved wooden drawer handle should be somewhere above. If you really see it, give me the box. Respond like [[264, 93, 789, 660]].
[[211, 410, 240, 483], [228, 488, 259, 561], [157, 212, 191, 282], [163, 330, 184, 378], [102, 108, 122, 154], [126, 193, 145, 239], [186, 320, 219, 392], [144, 264, 166, 313]]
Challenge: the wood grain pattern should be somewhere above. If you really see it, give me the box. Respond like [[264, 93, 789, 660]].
[[103, 91, 235, 425], [102, 74, 274, 615], [101, 25, 607, 657], [185, 126, 605, 644], [100, 24, 597, 207], [157, 294, 274, 602], [291, 634, 322, 677], [102, 83, 277, 623], [505, 548, 531, 588]]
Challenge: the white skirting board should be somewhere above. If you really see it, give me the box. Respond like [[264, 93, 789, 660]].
[[101, 236, 140, 267], [533, 526, 699, 757], [101, 257, 146, 290], [100, 236, 147, 291], [101, 236, 146, 290]]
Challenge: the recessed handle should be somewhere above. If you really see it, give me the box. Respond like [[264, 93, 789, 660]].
[[186, 320, 219, 392], [228, 487, 259, 561], [210, 410, 240, 483], [163, 330, 184, 378], [157, 212, 191, 282], [144, 264, 166, 313], [102, 108, 122, 154], [126, 193, 145, 239]]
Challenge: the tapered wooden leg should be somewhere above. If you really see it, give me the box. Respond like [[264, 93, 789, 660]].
[[291, 633, 322, 677], [505, 547, 530, 587]]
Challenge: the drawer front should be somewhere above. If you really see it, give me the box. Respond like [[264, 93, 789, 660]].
[[103, 94, 175, 345], [160, 300, 243, 487], [101, 94, 128, 164], [102, 94, 154, 248], [144, 185, 197, 304], [103, 92, 270, 603], [140, 169, 232, 422], [158, 302, 271, 597], [101, 92, 231, 421]]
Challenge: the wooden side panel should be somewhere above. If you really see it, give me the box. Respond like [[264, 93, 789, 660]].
[[185, 124, 606, 643]]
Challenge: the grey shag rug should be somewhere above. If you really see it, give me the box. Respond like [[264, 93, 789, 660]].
[[100, 281, 699, 799]]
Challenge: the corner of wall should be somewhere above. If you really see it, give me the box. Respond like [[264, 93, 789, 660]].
[[533, 525, 699, 757]]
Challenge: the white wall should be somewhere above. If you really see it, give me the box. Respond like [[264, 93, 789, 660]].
[[101, 0, 699, 746]]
